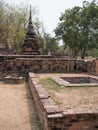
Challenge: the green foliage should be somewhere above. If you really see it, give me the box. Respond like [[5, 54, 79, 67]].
[[36, 34, 46, 54], [0, 0, 61, 54], [55, 0, 98, 58], [51, 97, 62, 105], [40, 77, 62, 105], [0, 0, 29, 53], [40, 77, 60, 92], [43, 33, 60, 54], [0, 0, 46, 54]]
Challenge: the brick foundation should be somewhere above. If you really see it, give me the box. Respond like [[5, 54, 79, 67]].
[[0, 55, 98, 75], [4, 75, 24, 84], [2, 55, 76, 73], [28, 72, 98, 130], [87, 58, 98, 75]]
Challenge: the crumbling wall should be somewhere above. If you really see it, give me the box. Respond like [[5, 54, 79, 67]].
[[76, 59, 87, 72], [0, 55, 98, 75], [28, 72, 98, 130], [87, 58, 98, 75], [3, 55, 76, 73]]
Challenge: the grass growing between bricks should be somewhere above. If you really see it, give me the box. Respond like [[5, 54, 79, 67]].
[[40, 77, 61, 92], [52, 97, 63, 105], [40, 77, 63, 105]]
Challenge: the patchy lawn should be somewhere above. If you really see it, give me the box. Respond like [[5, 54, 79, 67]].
[[38, 73, 98, 111]]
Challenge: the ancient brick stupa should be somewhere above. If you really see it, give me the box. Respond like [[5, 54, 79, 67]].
[[21, 6, 40, 55]]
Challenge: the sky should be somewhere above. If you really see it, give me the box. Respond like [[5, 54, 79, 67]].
[[6, 0, 93, 36]]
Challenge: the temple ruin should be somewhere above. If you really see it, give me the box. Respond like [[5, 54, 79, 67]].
[[21, 6, 40, 55], [0, 6, 98, 130], [0, 7, 98, 76]]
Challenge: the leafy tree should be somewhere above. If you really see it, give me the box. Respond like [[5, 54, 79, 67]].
[[0, 1, 60, 54], [0, 1, 46, 53], [33, 17, 60, 54], [43, 33, 60, 54], [0, 1, 29, 53], [79, 0, 98, 58], [36, 34, 46, 54], [33, 18, 46, 53], [55, 0, 98, 58]]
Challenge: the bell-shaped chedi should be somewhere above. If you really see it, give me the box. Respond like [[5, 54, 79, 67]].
[[21, 6, 40, 55]]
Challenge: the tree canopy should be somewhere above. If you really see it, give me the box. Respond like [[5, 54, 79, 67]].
[[55, 0, 98, 58], [0, 0, 29, 53], [43, 33, 60, 54], [0, 0, 60, 54]]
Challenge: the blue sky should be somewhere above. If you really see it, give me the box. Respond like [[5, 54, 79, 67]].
[[6, 0, 93, 36]]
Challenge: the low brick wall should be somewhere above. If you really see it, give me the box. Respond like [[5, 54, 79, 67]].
[[3, 76, 24, 84], [3, 56, 76, 73], [28, 72, 98, 130], [87, 58, 98, 75], [87, 60, 95, 75], [1, 55, 98, 75], [62, 77, 98, 84]]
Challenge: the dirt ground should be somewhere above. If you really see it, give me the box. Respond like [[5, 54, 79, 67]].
[[37, 73, 98, 111], [0, 81, 43, 130]]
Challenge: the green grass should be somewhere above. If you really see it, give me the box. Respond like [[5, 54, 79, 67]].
[[52, 97, 62, 105], [87, 56, 93, 60], [40, 77, 62, 105], [40, 77, 61, 92]]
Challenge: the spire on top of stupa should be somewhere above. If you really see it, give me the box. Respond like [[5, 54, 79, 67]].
[[26, 5, 35, 38], [29, 5, 32, 24], [21, 6, 40, 55]]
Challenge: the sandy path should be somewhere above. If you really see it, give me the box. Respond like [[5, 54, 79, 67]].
[[0, 81, 43, 130]]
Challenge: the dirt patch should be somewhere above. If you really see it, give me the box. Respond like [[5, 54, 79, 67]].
[[0, 81, 43, 130]]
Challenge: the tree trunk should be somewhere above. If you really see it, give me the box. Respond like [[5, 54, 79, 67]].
[[81, 48, 85, 59]]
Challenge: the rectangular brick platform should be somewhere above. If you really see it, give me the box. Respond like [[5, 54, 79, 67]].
[[28, 72, 98, 130]]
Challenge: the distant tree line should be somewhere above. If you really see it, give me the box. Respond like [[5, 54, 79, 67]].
[[55, 0, 98, 58]]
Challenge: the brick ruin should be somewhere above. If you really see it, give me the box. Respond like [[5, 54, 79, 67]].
[[1, 55, 75, 73], [0, 54, 98, 76], [0, 6, 98, 130], [29, 72, 98, 130], [21, 6, 40, 55], [0, 7, 98, 75]]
